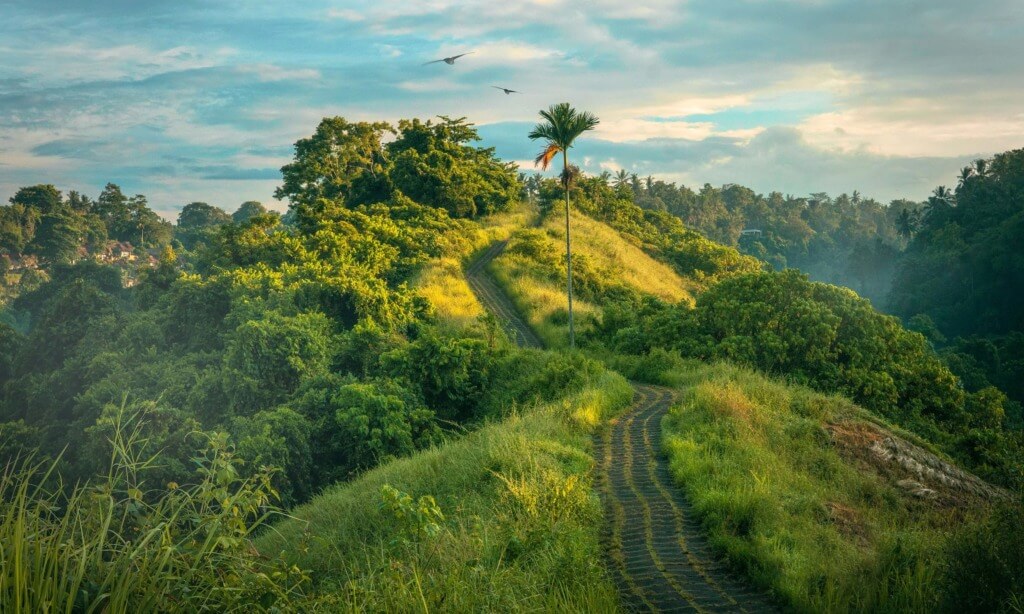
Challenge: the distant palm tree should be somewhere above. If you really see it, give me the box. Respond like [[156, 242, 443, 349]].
[[598, 170, 612, 185], [613, 169, 630, 188], [974, 158, 989, 177], [958, 166, 974, 188], [924, 185, 954, 225], [528, 102, 600, 349], [933, 185, 954, 203], [896, 208, 918, 240]]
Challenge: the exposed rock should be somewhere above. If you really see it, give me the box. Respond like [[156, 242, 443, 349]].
[[826, 420, 1010, 506]]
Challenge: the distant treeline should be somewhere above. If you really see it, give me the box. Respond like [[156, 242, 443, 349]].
[[541, 150, 1024, 421]]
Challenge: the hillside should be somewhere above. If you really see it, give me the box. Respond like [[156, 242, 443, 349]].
[[256, 354, 633, 611], [2, 114, 1021, 613], [660, 362, 1007, 611], [489, 208, 702, 348], [474, 203, 1015, 610], [259, 203, 1012, 611]]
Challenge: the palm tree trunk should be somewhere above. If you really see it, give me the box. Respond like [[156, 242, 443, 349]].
[[563, 150, 575, 349]]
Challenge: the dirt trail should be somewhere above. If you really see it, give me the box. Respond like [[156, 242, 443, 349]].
[[465, 240, 776, 613]]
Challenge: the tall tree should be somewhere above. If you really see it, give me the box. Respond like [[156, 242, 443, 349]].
[[275, 117, 393, 211], [9, 185, 63, 215], [177, 202, 231, 229], [528, 102, 599, 348], [232, 201, 270, 224], [613, 169, 630, 189], [895, 208, 918, 240]]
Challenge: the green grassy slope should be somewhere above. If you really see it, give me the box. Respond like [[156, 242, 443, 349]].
[[490, 208, 697, 348], [256, 357, 633, 611], [260, 200, 1014, 612], [410, 203, 535, 330], [662, 361, 1004, 612], [483, 204, 1014, 611]]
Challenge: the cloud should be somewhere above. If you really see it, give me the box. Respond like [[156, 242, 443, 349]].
[[236, 64, 322, 82], [194, 166, 280, 180], [1, 0, 1022, 215], [479, 121, 977, 201]]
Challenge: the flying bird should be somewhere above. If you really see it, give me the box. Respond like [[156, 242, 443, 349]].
[[423, 52, 473, 66], [491, 86, 520, 95]]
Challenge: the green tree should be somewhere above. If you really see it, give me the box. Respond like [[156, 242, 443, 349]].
[[0, 203, 41, 255], [275, 117, 393, 225], [232, 201, 271, 224], [528, 103, 600, 348], [177, 202, 231, 229], [94, 184, 171, 248], [895, 208, 918, 240], [9, 184, 64, 215], [388, 117, 518, 218], [31, 213, 82, 263], [223, 310, 334, 414], [230, 406, 314, 506]]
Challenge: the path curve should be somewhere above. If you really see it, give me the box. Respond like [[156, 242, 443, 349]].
[[465, 240, 776, 613], [466, 239, 544, 349]]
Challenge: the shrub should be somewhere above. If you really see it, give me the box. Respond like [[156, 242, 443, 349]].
[[0, 406, 309, 613]]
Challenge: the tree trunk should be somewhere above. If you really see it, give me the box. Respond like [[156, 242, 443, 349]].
[[563, 151, 575, 349]]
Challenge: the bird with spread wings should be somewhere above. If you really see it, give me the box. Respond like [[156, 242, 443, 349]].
[[491, 86, 519, 94], [423, 52, 473, 65]]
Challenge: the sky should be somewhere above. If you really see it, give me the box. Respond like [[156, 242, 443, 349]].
[[2, 0, 1023, 219]]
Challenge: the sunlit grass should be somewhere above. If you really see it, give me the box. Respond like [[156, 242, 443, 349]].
[[412, 202, 536, 328], [413, 256, 486, 327], [661, 361, 992, 613], [256, 367, 633, 612], [486, 207, 701, 348], [0, 406, 308, 613], [541, 210, 696, 305], [489, 257, 601, 349]]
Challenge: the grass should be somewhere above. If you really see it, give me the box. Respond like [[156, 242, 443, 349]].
[[0, 405, 308, 613], [412, 202, 536, 329], [539, 210, 695, 305], [660, 361, 996, 613], [256, 362, 633, 612], [489, 208, 694, 349], [489, 257, 602, 349]]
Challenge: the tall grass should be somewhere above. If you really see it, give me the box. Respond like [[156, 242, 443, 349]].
[[660, 361, 994, 613], [257, 366, 633, 611], [487, 208, 698, 348], [539, 209, 695, 305], [412, 202, 536, 329], [0, 405, 308, 613]]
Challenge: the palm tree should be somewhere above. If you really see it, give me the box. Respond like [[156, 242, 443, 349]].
[[895, 208, 918, 240], [958, 166, 974, 188], [528, 102, 600, 349], [932, 185, 954, 204], [613, 169, 630, 188], [598, 170, 612, 185], [923, 185, 954, 226]]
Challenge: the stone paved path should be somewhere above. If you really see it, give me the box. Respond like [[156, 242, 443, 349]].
[[465, 239, 777, 613]]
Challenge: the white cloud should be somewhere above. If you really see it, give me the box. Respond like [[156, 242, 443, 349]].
[[236, 64, 322, 82]]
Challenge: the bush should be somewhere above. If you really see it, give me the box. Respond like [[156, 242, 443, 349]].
[[0, 406, 309, 613]]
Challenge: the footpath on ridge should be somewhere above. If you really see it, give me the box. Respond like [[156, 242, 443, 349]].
[[465, 239, 777, 614]]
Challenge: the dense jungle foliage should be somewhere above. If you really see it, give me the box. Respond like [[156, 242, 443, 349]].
[[0, 116, 524, 509], [1, 113, 1022, 611]]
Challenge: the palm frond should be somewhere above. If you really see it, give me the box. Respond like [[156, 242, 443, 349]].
[[528, 103, 599, 168], [535, 144, 561, 170]]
